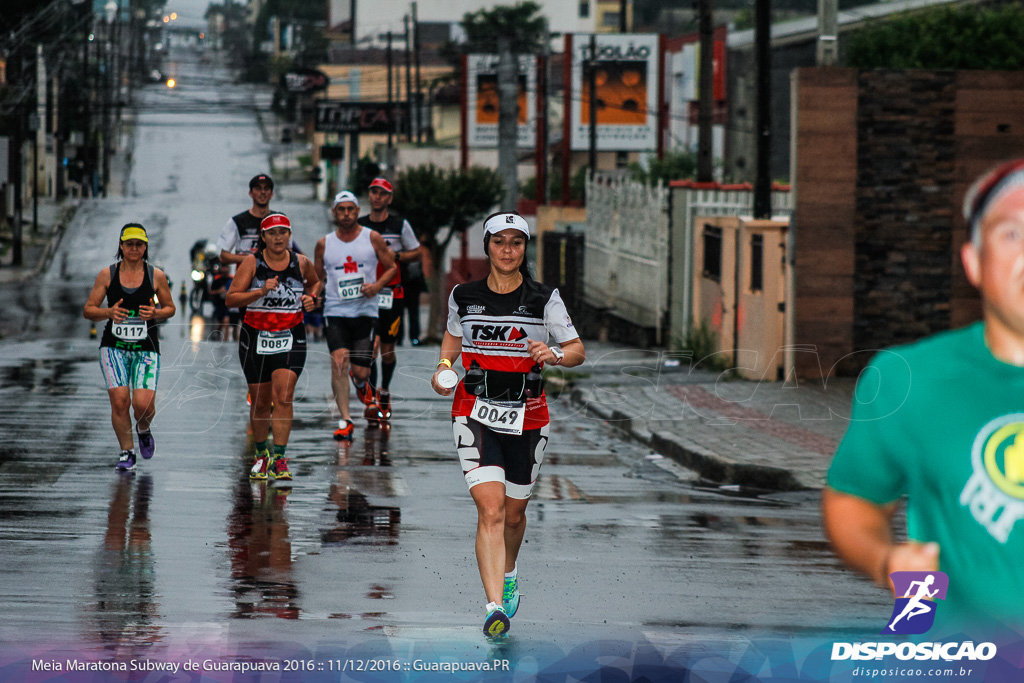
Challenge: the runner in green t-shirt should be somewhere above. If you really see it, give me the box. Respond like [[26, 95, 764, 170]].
[[824, 158, 1024, 634]]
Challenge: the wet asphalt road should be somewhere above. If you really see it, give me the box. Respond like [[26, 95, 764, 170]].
[[0, 47, 888, 679]]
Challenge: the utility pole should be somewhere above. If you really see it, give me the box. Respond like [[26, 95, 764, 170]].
[[619, 0, 628, 32], [817, 0, 838, 66], [386, 31, 393, 157], [412, 2, 423, 144], [588, 33, 598, 182], [497, 35, 518, 211], [753, 0, 772, 219], [404, 15, 414, 142], [535, 18, 549, 205], [697, 0, 714, 182]]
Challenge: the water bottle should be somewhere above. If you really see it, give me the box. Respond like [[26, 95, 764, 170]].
[[525, 363, 543, 398], [465, 361, 485, 396]]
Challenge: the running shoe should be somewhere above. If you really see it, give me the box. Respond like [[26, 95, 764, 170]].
[[246, 391, 252, 406], [333, 419, 354, 441], [269, 455, 293, 481], [250, 450, 270, 480], [364, 401, 383, 423], [378, 391, 392, 421], [115, 450, 136, 472], [351, 372, 376, 406], [502, 573, 520, 618], [483, 603, 510, 638], [137, 431, 155, 460]]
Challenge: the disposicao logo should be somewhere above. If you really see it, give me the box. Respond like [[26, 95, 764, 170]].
[[883, 571, 948, 635], [831, 570, 997, 663]]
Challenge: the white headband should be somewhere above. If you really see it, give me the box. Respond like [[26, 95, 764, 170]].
[[483, 213, 530, 238]]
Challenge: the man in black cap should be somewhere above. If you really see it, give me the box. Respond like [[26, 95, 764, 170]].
[[216, 174, 275, 340]]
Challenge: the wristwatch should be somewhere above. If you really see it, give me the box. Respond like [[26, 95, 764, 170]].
[[550, 347, 564, 365]]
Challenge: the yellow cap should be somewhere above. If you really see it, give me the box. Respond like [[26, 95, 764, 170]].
[[120, 225, 148, 243]]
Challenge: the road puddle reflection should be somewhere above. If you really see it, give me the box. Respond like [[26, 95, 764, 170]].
[[323, 425, 401, 545], [226, 470, 299, 619], [86, 473, 164, 651]]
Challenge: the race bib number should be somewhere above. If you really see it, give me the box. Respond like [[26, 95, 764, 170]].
[[338, 273, 365, 301], [113, 317, 146, 341], [256, 329, 293, 355], [378, 288, 393, 310], [469, 397, 526, 435]]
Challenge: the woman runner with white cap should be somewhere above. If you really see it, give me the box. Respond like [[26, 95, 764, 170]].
[[431, 211, 585, 637]]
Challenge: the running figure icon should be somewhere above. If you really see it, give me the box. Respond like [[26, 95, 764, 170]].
[[888, 574, 939, 632]]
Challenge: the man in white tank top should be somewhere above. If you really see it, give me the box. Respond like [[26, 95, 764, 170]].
[[314, 191, 397, 441]]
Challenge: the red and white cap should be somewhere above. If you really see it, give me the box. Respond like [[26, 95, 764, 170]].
[[261, 213, 291, 231], [483, 212, 530, 239], [369, 177, 394, 193]]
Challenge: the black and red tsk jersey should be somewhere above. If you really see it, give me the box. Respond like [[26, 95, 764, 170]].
[[447, 278, 578, 430], [243, 250, 305, 331], [359, 213, 419, 298]]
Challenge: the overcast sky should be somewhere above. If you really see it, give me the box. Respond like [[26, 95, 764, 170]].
[[162, 0, 210, 29]]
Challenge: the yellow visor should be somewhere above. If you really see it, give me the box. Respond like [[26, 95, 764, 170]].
[[120, 226, 148, 243]]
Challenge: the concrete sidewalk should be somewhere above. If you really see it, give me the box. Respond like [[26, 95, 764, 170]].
[[0, 198, 78, 285], [556, 341, 857, 491]]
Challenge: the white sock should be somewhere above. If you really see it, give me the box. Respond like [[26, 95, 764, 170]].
[[486, 601, 503, 613], [504, 564, 517, 579]]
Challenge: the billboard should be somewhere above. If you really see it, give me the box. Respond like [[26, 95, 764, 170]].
[[465, 54, 536, 149], [314, 101, 408, 135], [569, 34, 660, 151]]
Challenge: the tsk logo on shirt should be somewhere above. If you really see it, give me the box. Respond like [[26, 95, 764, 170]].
[[472, 325, 528, 342], [882, 571, 948, 635], [960, 414, 1024, 543]]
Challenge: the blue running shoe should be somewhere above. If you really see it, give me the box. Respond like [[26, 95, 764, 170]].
[[115, 450, 136, 472], [137, 431, 155, 459], [503, 574, 520, 618], [483, 603, 510, 638]]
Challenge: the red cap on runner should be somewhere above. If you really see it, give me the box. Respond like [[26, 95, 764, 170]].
[[260, 213, 291, 231], [369, 177, 394, 193]]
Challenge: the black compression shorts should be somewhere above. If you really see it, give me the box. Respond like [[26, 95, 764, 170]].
[[324, 316, 375, 367], [375, 305, 403, 344], [238, 322, 307, 385], [452, 416, 550, 499]]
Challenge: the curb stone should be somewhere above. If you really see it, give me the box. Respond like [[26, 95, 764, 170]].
[[571, 386, 812, 492]]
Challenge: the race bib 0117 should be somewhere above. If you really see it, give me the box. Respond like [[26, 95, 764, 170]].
[[113, 317, 146, 342]]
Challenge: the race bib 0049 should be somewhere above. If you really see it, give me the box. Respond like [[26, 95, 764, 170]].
[[469, 397, 526, 436]]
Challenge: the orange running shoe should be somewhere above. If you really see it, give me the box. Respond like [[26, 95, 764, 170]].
[[333, 419, 354, 441], [351, 372, 376, 406]]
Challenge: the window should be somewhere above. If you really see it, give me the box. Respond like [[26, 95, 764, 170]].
[[579, 0, 590, 19], [750, 234, 764, 292], [702, 225, 722, 283], [603, 11, 620, 28]]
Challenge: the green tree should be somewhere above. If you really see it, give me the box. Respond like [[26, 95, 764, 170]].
[[628, 151, 698, 185], [847, 4, 1024, 69], [393, 164, 504, 341]]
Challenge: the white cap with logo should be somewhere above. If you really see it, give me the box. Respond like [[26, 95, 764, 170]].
[[332, 191, 359, 208], [483, 212, 530, 238]]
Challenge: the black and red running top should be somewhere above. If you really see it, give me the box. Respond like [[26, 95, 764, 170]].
[[243, 250, 305, 331], [447, 278, 578, 430]]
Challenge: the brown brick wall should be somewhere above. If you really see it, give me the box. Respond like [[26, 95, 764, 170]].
[[793, 68, 858, 379], [794, 68, 1024, 378]]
